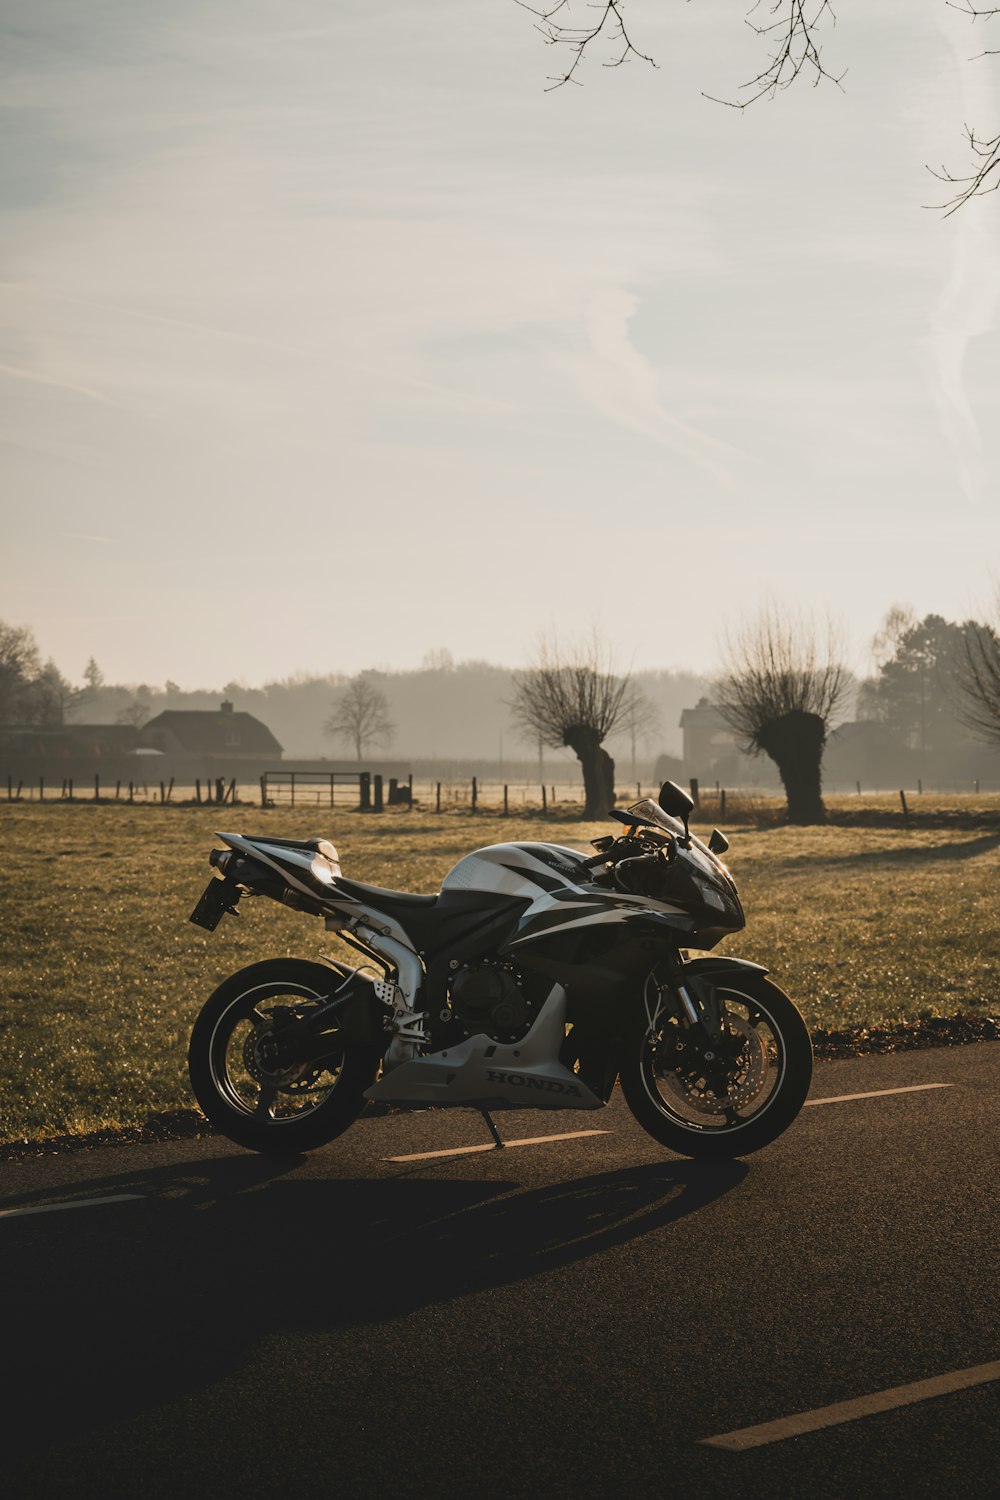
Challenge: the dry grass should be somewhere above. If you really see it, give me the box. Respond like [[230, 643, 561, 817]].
[[1, 800, 998, 1144]]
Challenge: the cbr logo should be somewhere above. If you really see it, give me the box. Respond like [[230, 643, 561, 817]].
[[485, 1070, 581, 1096]]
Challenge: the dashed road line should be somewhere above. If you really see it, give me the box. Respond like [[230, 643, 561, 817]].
[[0, 1193, 145, 1220], [804, 1083, 953, 1108], [700, 1359, 1000, 1450], [385, 1128, 610, 1163]]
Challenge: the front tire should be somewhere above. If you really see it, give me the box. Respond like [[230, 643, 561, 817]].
[[188, 959, 379, 1153], [619, 973, 812, 1159]]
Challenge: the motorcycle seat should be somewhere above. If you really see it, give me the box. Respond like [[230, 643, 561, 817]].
[[333, 876, 438, 910]]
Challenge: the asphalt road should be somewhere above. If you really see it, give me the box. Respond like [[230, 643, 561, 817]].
[[2, 1044, 998, 1500]]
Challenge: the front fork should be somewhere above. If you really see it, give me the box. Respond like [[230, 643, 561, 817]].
[[646, 952, 726, 1050]]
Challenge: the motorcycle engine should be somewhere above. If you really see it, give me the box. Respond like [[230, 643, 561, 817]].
[[449, 962, 535, 1042]]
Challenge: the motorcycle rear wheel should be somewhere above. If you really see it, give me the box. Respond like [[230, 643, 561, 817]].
[[619, 973, 812, 1159], [188, 958, 379, 1153]]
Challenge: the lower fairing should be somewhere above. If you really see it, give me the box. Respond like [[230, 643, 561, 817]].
[[365, 984, 603, 1111]]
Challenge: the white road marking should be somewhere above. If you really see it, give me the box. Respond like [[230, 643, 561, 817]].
[[700, 1359, 1000, 1450], [0, 1193, 145, 1220], [385, 1129, 610, 1163], [804, 1083, 953, 1108]]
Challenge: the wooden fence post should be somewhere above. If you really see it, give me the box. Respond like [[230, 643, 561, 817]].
[[689, 777, 699, 808], [899, 789, 909, 827], [471, 776, 478, 814], [503, 784, 509, 816], [128, 781, 134, 804], [159, 781, 166, 803], [215, 777, 224, 804], [720, 788, 726, 818], [115, 780, 121, 800], [259, 774, 267, 808], [435, 781, 441, 814], [856, 781, 861, 796], [373, 774, 384, 812], [541, 784, 547, 813]]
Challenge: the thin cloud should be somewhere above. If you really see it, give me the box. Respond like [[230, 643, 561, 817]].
[[561, 287, 742, 486], [0, 361, 115, 405], [922, 13, 999, 510]]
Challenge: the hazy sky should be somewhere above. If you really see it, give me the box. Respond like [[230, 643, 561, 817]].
[[2, 0, 998, 688]]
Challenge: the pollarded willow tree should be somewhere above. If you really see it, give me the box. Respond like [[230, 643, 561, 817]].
[[510, 635, 634, 817], [715, 606, 848, 824]]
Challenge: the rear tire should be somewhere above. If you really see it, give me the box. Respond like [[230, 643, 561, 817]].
[[619, 972, 812, 1159], [188, 959, 379, 1153]]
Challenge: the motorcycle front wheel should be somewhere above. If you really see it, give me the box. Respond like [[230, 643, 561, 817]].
[[619, 973, 812, 1160], [188, 958, 379, 1153]]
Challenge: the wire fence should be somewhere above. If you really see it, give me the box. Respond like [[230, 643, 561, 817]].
[[5, 769, 999, 816]]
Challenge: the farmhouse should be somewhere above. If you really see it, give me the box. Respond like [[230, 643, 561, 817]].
[[139, 701, 282, 764]]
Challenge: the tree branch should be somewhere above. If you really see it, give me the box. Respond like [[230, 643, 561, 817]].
[[514, 0, 656, 89], [703, 1, 845, 112]]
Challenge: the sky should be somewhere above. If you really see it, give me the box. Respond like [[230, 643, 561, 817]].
[[2, 0, 999, 689]]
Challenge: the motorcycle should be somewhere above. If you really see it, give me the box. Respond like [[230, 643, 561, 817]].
[[187, 780, 812, 1159]]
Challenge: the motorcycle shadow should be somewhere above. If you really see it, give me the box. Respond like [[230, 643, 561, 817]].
[[4, 1154, 745, 1460]]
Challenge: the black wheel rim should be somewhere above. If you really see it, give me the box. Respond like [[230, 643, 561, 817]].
[[207, 980, 346, 1125], [639, 985, 787, 1136]]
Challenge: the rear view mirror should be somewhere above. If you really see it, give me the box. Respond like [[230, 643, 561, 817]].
[[658, 780, 694, 844], [658, 781, 695, 819]]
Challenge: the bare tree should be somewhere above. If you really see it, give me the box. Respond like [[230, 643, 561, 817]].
[[116, 698, 151, 728], [715, 606, 848, 824], [518, 1, 998, 212], [954, 607, 1000, 745], [0, 620, 42, 725], [510, 633, 633, 817], [325, 674, 395, 761]]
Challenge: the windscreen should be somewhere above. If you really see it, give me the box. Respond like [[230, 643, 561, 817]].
[[627, 798, 687, 839]]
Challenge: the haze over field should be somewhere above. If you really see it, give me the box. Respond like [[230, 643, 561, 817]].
[[2, 1, 998, 688]]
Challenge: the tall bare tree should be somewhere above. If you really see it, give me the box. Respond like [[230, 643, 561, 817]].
[[617, 691, 660, 780], [510, 634, 632, 817], [325, 674, 395, 761], [955, 609, 1000, 746], [715, 606, 847, 824]]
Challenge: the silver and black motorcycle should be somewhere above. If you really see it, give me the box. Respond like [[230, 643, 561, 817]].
[[188, 781, 812, 1159]]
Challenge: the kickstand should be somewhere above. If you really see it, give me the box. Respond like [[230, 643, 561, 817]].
[[477, 1107, 505, 1149]]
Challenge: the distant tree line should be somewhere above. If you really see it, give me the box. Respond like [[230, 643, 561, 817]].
[[3, 603, 999, 824]]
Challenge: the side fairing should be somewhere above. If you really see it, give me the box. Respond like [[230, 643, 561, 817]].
[[441, 842, 693, 948]]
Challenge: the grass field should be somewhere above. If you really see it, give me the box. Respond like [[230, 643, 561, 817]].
[[1, 799, 998, 1144]]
